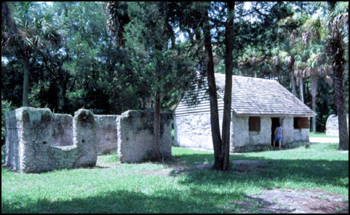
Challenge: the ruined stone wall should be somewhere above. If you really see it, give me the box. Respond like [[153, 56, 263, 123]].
[[94, 115, 119, 154], [72, 109, 97, 168], [51, 114, 119, 154], [117, 110, 172, 163], [325, 114, 349, 136], [4, 107, 54, 172], [4, 107, 97, 173], [326, 115, 339, 136], [174, 112, 223, 151], [51, 114, 73, 146]]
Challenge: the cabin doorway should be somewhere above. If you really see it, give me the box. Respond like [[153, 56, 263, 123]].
[[271, 118, 280, 147]]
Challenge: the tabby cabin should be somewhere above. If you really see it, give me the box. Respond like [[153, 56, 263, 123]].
[[174, 73, 316, 152]]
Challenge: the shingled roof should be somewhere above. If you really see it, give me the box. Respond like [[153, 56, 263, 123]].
[[175, 73, 316, 117]]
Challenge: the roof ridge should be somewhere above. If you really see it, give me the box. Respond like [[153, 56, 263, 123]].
[[176, 73, 316, 117], [214, 73, 277, 82]]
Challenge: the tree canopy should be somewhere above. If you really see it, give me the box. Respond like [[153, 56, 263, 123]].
[[2, 1, 348, 151]]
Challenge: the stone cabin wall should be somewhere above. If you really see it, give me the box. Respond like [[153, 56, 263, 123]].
[[117, 110, 172, 163], [174, 111, 223, 151], [231, 115, 272, 152], [281, 117, 309, 146], [175, 112, 311, 153], [231, 116, 309, 152]]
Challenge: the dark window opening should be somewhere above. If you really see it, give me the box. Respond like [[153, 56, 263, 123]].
[[249, 117, 261, 132], [271, 118, 280, 147], [294, 117, 309, 129]]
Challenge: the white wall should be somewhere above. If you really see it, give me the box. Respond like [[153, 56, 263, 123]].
[[175, 112, 310, 153], [281, 117, 309, 144], [174, 111, 224, 151], [231, 115, 271, 150]]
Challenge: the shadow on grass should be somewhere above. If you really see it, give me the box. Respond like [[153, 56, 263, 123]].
[[166, 152, 349, 190], [1, 188, 247, 213]]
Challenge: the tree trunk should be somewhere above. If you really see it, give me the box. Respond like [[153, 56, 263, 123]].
[[335, 82, 349, 150], [22, 53, 29, 107], [299, 77, 304, 103], [291, 72, 297, 96], [326, 7, 349, 150], [311, 95, 317, 133], [310, 74, 318, 134], [153, 92, 162, 161], [333, 47, 349, 150], [220, 1, 235, 172], [203, 8, 222, 169], [289, 55, 297, 96]]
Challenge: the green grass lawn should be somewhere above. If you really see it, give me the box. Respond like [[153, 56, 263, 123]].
[[2, 142, 348, 213]]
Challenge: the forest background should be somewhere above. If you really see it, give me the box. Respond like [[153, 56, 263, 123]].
[[1, 2, 348, 146]]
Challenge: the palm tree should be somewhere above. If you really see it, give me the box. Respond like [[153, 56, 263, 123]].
[[270, 48, 283, 79], [278, 13, 309, 97], [284, 55, 297, 95], [323, 2, 348, 150], [1, 2, 61, 107], [294, 61, 307, 103], [305, 51, 333, 133], [300, 16, 328, 133], [237, 48, 264, 77]]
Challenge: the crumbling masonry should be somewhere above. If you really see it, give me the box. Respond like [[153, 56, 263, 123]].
[[4, 107, 172, 173], [4, 107, 97, 173]]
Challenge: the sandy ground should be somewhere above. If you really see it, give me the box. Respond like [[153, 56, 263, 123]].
[[188, 137, 341, 153], [134, 160, 348, 214], [99, 137, 347, 213], [309, 137, 339, 143], [170, 161, 349, 214], [232, 188, 348, 213]]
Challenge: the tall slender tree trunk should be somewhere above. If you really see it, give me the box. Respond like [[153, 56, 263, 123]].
[[22, 52, 29, 107], [334, 74, 349, 150], [310, 75, 318, 134], [311, 96, 317, 133], [289, 55, 297, 96], [153, 92, 161, 161], [299, 77, 304, 103], [327, 1, 349, 150], [290, 72, 297, 96], [203, 8, 222, 169], [220, 1, 235, 172], [333, 46, 348, 150]]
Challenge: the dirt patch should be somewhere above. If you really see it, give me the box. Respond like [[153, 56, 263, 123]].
[[231, 160, 272, 173], [168, 160, 272, 175], [134, 169, 172, 176], [336, 151, 348, 154], [103, 158, 271, 176], [95, 162, 122, 168], [230, 189, 348, 213]]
